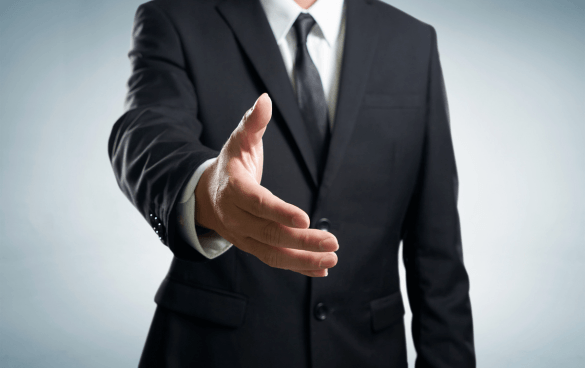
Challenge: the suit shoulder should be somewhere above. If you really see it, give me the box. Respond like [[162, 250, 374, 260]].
[[141, 0, 217, 16], [370, 0, 434, 34], [135, 0, 221, 31]]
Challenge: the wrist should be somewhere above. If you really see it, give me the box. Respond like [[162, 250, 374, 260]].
[[194, 161, 218, 231]]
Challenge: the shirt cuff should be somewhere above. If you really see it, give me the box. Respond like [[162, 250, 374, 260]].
[[176, 157, 233, 259]]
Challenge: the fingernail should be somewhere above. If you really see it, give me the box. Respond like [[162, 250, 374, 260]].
[[319, 237, 338, 251], [323, 269, 328, 277]]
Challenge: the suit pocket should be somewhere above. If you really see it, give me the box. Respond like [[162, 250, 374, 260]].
[[370, 290, 405, 332], [363, 93, 424, 109], [154, 277, 248, 328]]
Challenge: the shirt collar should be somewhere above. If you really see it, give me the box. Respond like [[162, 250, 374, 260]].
[[259, 0, 345, 47]]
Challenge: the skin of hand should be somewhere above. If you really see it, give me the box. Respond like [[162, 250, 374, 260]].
[[194, 93, 338, 277]]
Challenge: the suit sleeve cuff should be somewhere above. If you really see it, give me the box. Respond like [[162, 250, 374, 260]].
[[176, 157, 233, 259]]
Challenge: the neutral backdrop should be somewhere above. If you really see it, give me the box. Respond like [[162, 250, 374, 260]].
[[1, 0, 583, 366]]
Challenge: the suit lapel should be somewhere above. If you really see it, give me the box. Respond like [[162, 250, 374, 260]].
[[216, 0, 319, 187], [319, 0, 381, 198], [216, 0, 381, 193]]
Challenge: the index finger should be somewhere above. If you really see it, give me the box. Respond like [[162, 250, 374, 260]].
[[231, 176, 310, 228]]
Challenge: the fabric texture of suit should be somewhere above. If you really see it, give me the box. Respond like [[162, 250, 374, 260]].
[[107, 0, 476, 367]]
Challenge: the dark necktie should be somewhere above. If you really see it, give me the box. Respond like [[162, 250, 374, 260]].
[[292, 13, 331, 183]]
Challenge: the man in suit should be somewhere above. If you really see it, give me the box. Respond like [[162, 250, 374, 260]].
[[108, 0, 476, 366]]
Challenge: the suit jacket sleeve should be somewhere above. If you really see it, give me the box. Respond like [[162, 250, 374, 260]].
[[400, 26, 476, 368], [108, 2, 217, 262]]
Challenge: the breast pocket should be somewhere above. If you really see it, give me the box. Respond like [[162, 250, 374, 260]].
[[363, 93, 424, 109]]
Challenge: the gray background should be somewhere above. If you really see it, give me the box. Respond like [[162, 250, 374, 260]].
[[1, 0, 583, 366]]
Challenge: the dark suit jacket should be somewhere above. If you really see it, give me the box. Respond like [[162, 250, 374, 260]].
[[108, 0, 476, 366]]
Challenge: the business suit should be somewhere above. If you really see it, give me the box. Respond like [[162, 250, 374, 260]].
[[108, 0, 476, 366]]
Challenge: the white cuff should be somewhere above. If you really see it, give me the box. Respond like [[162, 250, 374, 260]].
[[176, 157, 233, 259]]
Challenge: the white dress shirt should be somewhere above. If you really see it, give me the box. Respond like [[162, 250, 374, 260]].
[[176, 0, 347, 259]]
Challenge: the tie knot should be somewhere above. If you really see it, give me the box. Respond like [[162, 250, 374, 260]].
[[293, 13, 316, 46]]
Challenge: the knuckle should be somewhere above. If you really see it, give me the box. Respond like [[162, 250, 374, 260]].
[[226, 175, 239, 193], [251, 192, 265, 215], [299, 252, 319, 269], [298, 231, 311, 250], [292, 251, 313, 268], [262, 222, 282, 245], [229, 127, 248, 151], [224, 176, 244, 202], [230, 175, 250, 199], [305, 253, 321, 268]]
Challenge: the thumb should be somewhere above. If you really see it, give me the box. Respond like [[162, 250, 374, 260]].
[[237, 93, 272, 147]]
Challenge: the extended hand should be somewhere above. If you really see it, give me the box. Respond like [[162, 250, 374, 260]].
[[195, 93, 338, 277]]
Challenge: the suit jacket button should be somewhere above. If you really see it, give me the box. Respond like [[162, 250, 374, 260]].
[[316, 218, 330, 232], [314, 302, 328, 321]]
